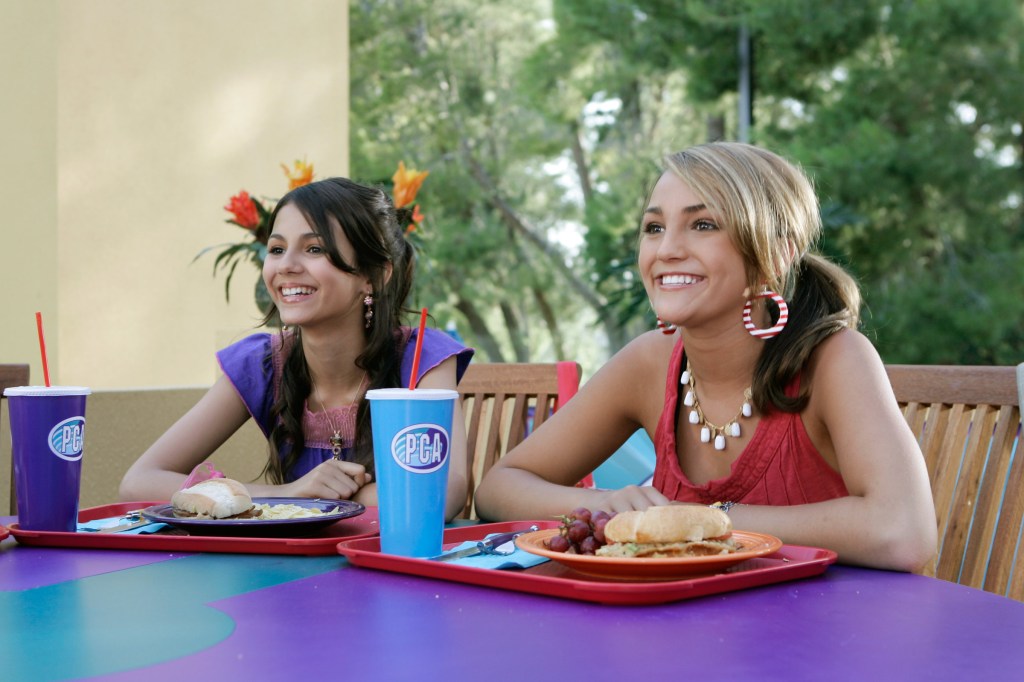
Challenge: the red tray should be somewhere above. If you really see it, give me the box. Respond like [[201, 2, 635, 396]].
[[337, 520, 838, 605], [0, 525, 9, 543], [9, 501, 380, 556]]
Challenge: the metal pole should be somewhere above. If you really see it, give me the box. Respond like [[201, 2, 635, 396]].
[[738, 23, 752, 142]]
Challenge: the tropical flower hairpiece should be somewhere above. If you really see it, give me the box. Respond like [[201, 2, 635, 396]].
[[198, 159, 316, 309], [281, 158, 314, 190], [392, 161, 429, 233], [200, 160, 428, 312]]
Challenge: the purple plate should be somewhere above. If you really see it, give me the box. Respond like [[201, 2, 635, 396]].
[[140, 498, 364, 537]]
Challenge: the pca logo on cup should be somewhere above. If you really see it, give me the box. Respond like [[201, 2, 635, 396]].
[[391, 424, 449, 474], [49, 417, 86, 462]]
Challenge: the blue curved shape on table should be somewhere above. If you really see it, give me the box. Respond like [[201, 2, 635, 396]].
[[2, 552, 340, 680]]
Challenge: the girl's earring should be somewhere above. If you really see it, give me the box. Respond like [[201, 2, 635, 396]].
[[656, 318, 677, 335], [742, 289, 789, 339], [363, 293, 374, 329]]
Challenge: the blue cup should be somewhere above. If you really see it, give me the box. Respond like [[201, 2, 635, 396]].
[[4, 386, 91, 532], [366, 388, 457, 557]]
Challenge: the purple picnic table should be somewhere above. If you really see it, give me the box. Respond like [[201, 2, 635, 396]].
[[2, 517, 1023, 681]]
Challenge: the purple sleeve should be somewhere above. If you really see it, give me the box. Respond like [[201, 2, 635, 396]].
[[400, 327, 474, 387], [215, 333, 276, 438]]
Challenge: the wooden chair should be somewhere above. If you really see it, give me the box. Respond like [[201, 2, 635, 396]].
[[458, 362, 581, 519], [886, 364, 1023, 601], [2, 364, 31, 516]]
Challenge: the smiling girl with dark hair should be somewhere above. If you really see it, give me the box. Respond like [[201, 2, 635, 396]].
[[121, 177, 473, 520]]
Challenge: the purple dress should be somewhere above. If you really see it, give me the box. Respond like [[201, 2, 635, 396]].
[[216, 327, 473, 481]]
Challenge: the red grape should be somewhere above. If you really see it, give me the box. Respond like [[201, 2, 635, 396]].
[[546, 534, 571, 552], [547, 507, 617, 554], [566, 519, 590, 544], [570, 507, 592, 525]]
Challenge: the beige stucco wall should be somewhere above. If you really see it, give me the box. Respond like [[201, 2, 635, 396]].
[[1, 1, 59, 378], [1, 0, 349, 389], [1, 0, 348, 509]]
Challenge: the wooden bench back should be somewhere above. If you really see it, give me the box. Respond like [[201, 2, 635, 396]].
[[886, 364, 1023, 601], [1, 364, 31, 515], [458, 362, 580, 519]]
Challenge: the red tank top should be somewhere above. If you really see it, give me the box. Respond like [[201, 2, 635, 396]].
[[652, 338, 849, 505]]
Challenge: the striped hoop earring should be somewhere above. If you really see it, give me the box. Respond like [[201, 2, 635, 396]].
[[656, 318, 677, 335], [742, 289, 789, 339]]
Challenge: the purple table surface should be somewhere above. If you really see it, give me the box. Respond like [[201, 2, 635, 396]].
[[3, 523, 1024, 681]]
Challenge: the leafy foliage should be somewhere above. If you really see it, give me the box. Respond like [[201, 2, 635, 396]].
[[350, 0, 1024, 365]]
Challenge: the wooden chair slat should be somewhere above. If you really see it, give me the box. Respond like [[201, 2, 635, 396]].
[[2, 364, 31, 515], [531, 393, 554, 430], [460, 394, 486, 519], [916, 402, 952, 483], [457, 363, 580, 520], [928, 403, 971, 568], [505, 393, 530, 449], [985, 426, 1024, 599], [935, 404, 996, 583], [960, 405, 1018, 589], [479, 392, 509, 484], [886, 363, 1022, 601]]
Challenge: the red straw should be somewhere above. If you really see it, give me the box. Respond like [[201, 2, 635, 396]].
[[409, 308, 428, 388], [35, 311, 51, 387]]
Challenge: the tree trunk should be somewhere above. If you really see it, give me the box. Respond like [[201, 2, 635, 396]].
[[461, 143, 629, 353], [706, 113, 725, 142], [499, 301, 530, 361], [454, 296, 505, 362], [532, 287, 566, 360], [570, 121, 593, 204]]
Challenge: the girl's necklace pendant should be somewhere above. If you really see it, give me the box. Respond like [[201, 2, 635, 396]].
[[681, 359, 752, 453], [313, 374, 368, 461]]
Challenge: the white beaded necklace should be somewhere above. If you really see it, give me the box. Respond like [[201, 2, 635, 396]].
[[681, 360, 753, 451]]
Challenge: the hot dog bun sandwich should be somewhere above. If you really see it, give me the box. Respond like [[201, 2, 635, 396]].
[[170, 478, 258, 519], [595, 505, 740, 558]]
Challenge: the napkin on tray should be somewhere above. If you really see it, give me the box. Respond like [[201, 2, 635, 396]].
[[76, 515, 168, 535], [439, 533, 550, 570]]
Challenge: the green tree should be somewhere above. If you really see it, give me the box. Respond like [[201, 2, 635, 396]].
[[351, 0, 616, 361], [550, 0, 1024, 363], [351, 0, 1024, 365]]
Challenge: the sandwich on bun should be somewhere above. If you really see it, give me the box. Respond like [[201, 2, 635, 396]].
[[170, 478, 258, 519], [595, 505, 740, 558]]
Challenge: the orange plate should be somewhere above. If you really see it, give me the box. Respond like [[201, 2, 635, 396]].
[[516, 528, 783, 581]]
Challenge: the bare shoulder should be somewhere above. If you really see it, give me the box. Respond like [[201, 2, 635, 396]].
[[583, 330, 677, 423], [805, 329, 893, 407], [809, 329, 884, 376], [619, 328, 678, 358], [597, 330, 676, 383]]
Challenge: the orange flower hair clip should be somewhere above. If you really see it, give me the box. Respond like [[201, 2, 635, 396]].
[[281, 158, 315, 189], [392, 161, 429, 209]]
